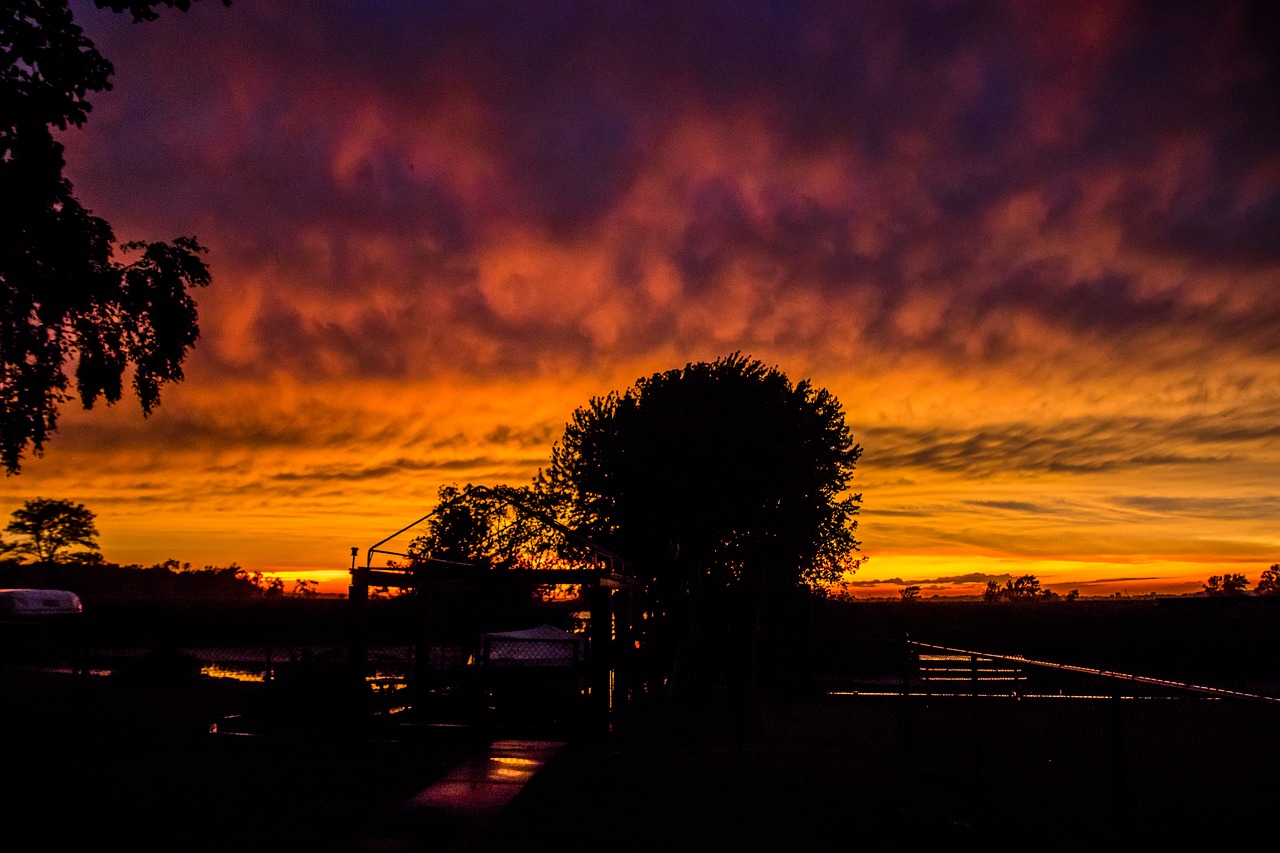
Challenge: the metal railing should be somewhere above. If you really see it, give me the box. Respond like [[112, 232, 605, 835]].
[[906, 638, 1280, 704]]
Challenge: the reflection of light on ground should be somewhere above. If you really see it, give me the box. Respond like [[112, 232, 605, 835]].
[[200, 662, 414, 690], [488, 765, 537, 782], [28, 666, 113, 677], [405, 740, 565, 818], [202, 663, 266, 682], [368, 677, 408, 691], [490, 756, 540, 767]]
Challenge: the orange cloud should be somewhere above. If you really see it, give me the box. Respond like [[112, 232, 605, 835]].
[[9, 1, 1276, 596]]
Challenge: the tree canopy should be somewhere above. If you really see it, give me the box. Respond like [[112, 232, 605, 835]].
[[4, 496, 99, 562], [1, 1, 224, 472], [544, 354, 861, 589], [1203, 573, 1250, 596], [405, 483, 591, 574], [1257, 565, 1280, 597], [982, 575, 1062, 602], [540, 354, 861, 698]]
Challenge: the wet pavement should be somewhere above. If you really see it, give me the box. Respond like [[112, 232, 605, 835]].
[[351, 740, 566, 853]]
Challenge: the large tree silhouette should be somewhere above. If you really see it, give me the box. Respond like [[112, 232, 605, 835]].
[[1, 1, 226, 473], [542, 354, 861, 700]]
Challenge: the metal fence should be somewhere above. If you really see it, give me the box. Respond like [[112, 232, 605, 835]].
[[816, 636, 1280, 845], [904, 638, 1280, 703]]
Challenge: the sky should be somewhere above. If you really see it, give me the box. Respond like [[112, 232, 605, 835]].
[[5, 0, 1279, 597]]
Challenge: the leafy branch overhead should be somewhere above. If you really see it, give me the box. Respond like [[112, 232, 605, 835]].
[[1, 1, 224, 473]]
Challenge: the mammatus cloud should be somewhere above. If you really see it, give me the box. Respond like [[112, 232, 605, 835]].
[[4, 1, 1273, 589], [62, 1, 1279, 384]]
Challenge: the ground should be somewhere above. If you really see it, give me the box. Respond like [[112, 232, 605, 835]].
[[3, 667, 1276, 852]]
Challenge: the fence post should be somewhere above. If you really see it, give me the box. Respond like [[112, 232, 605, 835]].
[[1112, 690, 1128, 844], [588, 582, 612, 735], [971, 653, 984, 807], [347, 549, 370, 720], [901, 637, 915, 755]]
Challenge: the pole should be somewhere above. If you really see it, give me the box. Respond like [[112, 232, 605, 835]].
[[1112, 690, 1128, 843], [589, 582, 612, 735], [347, 546, 369, 715], [901, 637, 915, 755]]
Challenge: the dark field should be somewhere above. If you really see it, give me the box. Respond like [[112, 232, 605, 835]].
[[3, 596, 1278, 851]]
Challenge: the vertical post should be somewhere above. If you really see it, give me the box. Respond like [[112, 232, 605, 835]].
[[900, 637, 915, 755], [971, 653, 984, 809], [71, 614, 87, 679], [588, 581, 612, 735], [613, 584, 634, 728], [412, 560, 431, 698], [347, 547, 369, 704], [1112, 690, 1128, 844]]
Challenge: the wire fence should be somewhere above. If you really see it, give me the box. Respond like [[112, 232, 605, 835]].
[[904, 638, 1280, 703], [818, 635, 1280, 704]]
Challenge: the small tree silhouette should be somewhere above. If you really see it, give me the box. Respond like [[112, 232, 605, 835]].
[[4, 498, 100, 563], [1256, 565, 1280, 596]]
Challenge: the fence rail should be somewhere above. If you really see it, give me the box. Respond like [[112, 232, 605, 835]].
[[906, 639, 1280, 704]]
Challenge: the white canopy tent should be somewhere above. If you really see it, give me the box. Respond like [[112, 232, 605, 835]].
[[479, 624, 583, 668]]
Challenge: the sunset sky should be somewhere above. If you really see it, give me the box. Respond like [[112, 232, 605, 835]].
[[5, 1, 1278, 597]]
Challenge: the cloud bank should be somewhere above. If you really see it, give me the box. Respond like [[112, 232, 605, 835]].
[[4, 1, 1275, 590]]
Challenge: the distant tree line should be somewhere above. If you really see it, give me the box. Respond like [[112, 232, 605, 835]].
[[0, 557, 266, 602], [974, 570, 1280, 602], [0, 497, 305, 600], [1204, 567, 1280, 597]]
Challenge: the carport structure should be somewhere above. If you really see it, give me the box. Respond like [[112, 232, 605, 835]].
[[347, 486, 639, 733]]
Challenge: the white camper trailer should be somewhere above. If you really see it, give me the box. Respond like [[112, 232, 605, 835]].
[[0, 589, 84, 670], [0, 588, 83, 618]]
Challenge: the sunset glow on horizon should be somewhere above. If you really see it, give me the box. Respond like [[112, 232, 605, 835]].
[[4, 1, 1278, 598]]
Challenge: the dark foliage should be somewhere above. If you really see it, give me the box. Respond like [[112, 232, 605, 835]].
[[1257, 564, 1280, 596], [94, 1, 231, 24], [3, 495, 99, 562], [546, 354, 861, 590], [410, 484, 496, 565], [1202, 572, 1250, 596], [982, 574, 1061, 603], [0, 557, 262, 603], [541, 353, 861, 700], [1, 1, 222, 472]]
